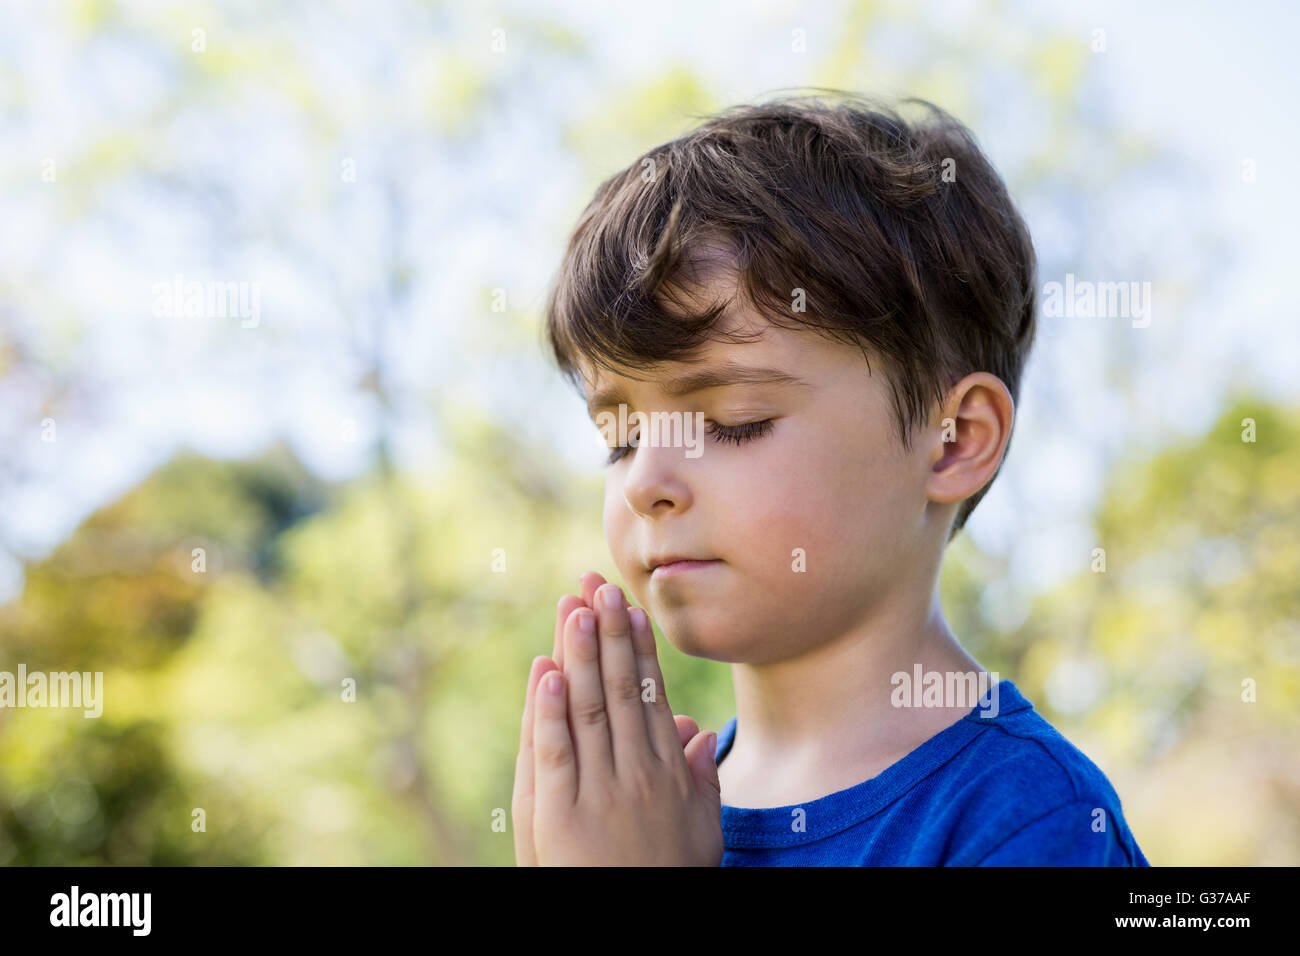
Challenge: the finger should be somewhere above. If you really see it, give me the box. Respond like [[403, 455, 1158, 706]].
[[674, 714, 699, 750], [579, 571, 636, 616], [552, 594, 585, 676], [563, 605, 615, 781], [578, 571, 607, 610], [520, 655, 558, 753], [626, 603, 681, 764], [593, 583, 652, 770], [533, 669, 578, 813], [512, 655, 557, 866]]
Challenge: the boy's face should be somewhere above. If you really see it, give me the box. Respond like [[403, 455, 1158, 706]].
[[581, 301, 945, 666]]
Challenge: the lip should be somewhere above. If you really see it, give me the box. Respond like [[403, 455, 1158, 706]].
[[650, 559, 721, 577]]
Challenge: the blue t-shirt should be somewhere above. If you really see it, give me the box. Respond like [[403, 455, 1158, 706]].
[[712, 679, 1149, 866]]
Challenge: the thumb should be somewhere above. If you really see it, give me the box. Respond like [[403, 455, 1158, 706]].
[[685, 729, 721, 805]]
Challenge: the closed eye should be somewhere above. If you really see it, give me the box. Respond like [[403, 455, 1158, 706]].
[[604, 419, 775, 466]]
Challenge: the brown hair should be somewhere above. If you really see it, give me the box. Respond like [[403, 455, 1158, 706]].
[[542, 91, 1037, 540]]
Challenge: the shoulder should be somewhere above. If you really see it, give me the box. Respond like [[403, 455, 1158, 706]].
[[937, 707, 1145, 865], [958, 705, 1120, 805]]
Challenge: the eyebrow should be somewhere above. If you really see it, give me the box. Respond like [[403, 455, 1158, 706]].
[[585, 361, 812, 417]]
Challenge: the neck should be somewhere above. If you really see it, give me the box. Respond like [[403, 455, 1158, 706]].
[[725, 577, 987, 773]]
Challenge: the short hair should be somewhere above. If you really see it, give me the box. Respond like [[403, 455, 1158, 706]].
[[542, 91, 1038, 540]]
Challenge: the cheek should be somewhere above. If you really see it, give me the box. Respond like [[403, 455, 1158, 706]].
[[603, 482, 645, 585], [731, 425, 913, 582], [603, 483, 627, 553], [682, 443, 835, 599]]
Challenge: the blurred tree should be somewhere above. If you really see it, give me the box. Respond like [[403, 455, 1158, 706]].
[[0, 442, 327, 864]]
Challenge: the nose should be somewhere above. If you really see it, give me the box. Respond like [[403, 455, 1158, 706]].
[[621, 439, 695, 517]]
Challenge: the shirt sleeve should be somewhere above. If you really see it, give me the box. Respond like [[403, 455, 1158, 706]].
[[972, 800, 1137, 866]]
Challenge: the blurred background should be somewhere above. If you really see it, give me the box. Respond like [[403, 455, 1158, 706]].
[[1, 0, 1297, 866]]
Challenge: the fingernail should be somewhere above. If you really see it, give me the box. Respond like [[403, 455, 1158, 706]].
[[578, 611, 595, 633], [602, 585, 623, 609], [706, 732, 717, 754], [629, 607, 646, 630], [544, 672, 563, 695]]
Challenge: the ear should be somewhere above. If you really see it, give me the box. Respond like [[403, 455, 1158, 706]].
[[925, 372, 1014, 507]]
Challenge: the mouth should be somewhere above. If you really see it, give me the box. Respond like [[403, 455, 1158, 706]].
[[649, 558, 722, 578]]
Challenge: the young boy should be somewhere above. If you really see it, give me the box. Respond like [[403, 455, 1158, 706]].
[[512, 92, 1149, 866]]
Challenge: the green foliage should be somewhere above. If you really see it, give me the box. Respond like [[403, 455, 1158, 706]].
[[3, 398, 1296, 865]]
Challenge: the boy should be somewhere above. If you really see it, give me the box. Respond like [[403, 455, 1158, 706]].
[[512, 92, 1149, 866]]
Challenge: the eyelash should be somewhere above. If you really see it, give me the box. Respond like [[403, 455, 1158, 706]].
[[604, 419, 775, 466]]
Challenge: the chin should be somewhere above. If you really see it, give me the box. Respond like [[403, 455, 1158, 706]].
[[653, 610, 759, 663]]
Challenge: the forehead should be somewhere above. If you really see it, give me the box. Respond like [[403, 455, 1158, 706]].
[[579, 309, 830, 415]]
